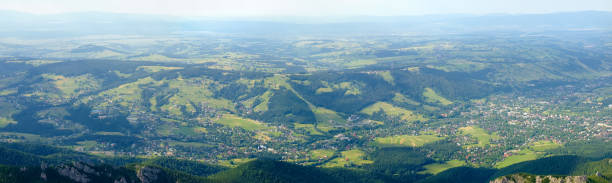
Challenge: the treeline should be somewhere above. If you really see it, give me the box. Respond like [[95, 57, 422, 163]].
[[0, 142, 610, 183], [144, 157, 227, 177]]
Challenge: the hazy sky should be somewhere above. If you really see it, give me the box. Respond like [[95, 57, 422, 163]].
[[1, 0, 611, 16]]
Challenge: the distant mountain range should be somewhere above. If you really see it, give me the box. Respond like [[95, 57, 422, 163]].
[[1, 11, 611, 38]]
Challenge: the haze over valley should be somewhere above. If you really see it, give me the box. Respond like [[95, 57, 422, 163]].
[[0, 2, 611, 182]]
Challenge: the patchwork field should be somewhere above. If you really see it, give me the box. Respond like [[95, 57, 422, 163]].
[[392, 93, 420, 106], [168, 141, 215, 148], [312, 107, 346, 126], [529, 140, 563, 151], [322, 149, 373, 168], [375, 134, 444, 147], [308, 149, 335, 160], [7, 60, 63, 67], [494, 149, 539, 168], [0, 88, 16, 96], [376, 71, 395, 85], [0, 117, 16, 128], [344, 59, 377, 68], [161, 77, 235, 116], [0, 132, 44, 142], [294, 123, 323, 135], [243, 90, 272, 112], [361, 102, 427, 122], [423, 88, 453, 106], [418, 160, 467, 175], [93, 77, 162, 108], [33, 74, 102, 103], [219, 158, 256, 167], [0, 102, 19, 128], [459, 126, 501, 148], [315, 81, 362, 95], [216, 114, 268, 131], [137, 66, 184, 72]]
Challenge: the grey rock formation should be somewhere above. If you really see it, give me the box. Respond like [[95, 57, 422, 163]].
[[490, 174, 588, 183], [57, 165, 90, 183], [137, 166, 162, 183]]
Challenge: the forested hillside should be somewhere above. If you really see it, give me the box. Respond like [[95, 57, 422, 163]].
[[0, 11, 611, 183]]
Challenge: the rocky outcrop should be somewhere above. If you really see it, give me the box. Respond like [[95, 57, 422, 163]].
[[137, 166, 163, 183], [490, 174, 588, 183], [54, 162, 136, 183], [57, 164, 90, 183], [73, 162, 99, 176]]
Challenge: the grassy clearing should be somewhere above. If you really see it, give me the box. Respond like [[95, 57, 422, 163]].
[[426, 59, 489, 72], [418, 160, 467, 175], [0, 88, 17, 96], [423, 88, 453, 106], [7, 60, 63, 66], [0, 102, 19, 128], [137, 66, 184, 73], [459, 126, 501, 148], [323, 149, 373, 168], [471, 98, 487, 104], [218, 158, 256, 168], [240, 90, 273, 112], [313, 107, 346, 126], [494, 149, 538, 169], [423, 105, 440, 112], [0, 117, 16, 128], [161, 77, 234, 116], [113, 70, 132, 78], [309, 149, 335, 160], [131, 54, 185, 62], [263, 75, 292, 90], [254, 90, 273, 112], [345, 59, 377, 68], [168, 141, 214, 148], [193, 127, 207, 133], [174, 126, 201, 136], [155, 124, 175, 137], [375, 134, 444, 147], [43, 74, 101, 98], [315, 81, 361, 95], [315, 87, 334, 94], [315, 124, 335, 133], [0, 132, 43, 142], [0, 102, 17, 117], [529, 140, 562, 151], [361, 102, 426, 122], [337, 82, 361, 95], [294, 123, 323, 135], [95, 77, 162, 108], [74, 141, 98, 151], [274, 77, 346, 131], [161, 118, 184, 124], [83, 50, 124, 59], [94, 131, 125, 136], [392, 93, 420, 105], [377, 71, 395, 85], [216, 114, 268, 131]]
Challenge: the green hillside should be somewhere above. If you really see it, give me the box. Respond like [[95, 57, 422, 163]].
[[0, 20, 611, 183]]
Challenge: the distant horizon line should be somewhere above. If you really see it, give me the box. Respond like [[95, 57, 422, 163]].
[[1, 9, 611, 19]]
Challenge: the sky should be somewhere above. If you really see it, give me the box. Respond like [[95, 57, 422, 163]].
[[1, 0, 611, 17]]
